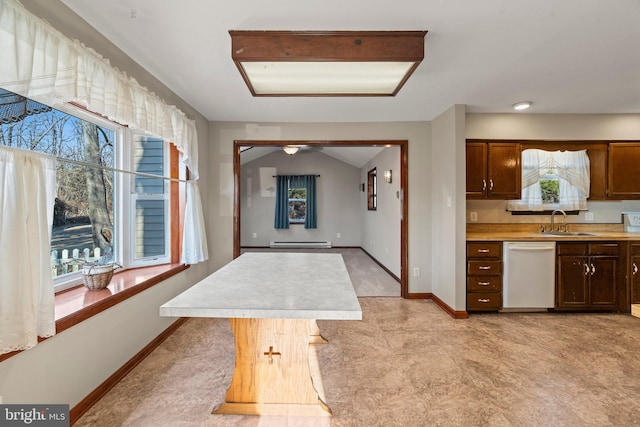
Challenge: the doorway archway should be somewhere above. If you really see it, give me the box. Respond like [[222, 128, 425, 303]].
[[233, 139, 409, 297]]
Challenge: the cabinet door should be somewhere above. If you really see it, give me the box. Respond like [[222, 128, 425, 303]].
[[630, 250, 640, 305], [487, 143, 521, 199], [556, 256, 589, 309], [466, 142, 487, 198], [588, 256, 617, 308], [608, 143, 640, 199]]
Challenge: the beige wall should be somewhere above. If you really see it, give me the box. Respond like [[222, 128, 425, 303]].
[[240, 150, 362, 247], [431, 105, 467, 311], [361, 147, 402, 277], [466, 113, 640, 225]]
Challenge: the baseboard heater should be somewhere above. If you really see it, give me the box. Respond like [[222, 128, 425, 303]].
[[269, 241, 332, 249]]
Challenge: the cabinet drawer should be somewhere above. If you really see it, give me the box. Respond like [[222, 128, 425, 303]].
[[467, 292, 502, 311], [468, 260, 502, 275], [557, 243, 587, 256], [631, 243, 640, 255], [468, 275, 502, 292], [589, 243, 619, 256], [467, 242, 502, 258]]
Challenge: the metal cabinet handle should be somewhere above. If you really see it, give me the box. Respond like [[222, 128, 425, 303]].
[[584, 264, 590, 275], [478, 298, 491, 303], [482, 179, 487, 191], [633, 263, 638, 275], [477, 249, 490, 253], [591, 263, 596, 275], [489, 179, 494, 190], [478, 281, 490, 286], [478, 266, 491, 270]]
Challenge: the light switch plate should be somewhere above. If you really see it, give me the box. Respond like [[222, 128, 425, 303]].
[[585, 212, 594, 221]]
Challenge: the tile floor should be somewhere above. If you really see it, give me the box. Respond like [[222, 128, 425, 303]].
[[75, 298, 640, 426]]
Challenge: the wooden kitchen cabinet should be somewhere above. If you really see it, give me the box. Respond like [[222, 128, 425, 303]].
[[556, 242, 625, 311], [607, 143, 640, 199], [466, 242, 502, 311], [466, 141, 521, 200], [629, 243, 640, 305]]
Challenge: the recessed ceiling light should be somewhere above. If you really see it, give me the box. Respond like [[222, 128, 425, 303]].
[[512, 101, 532, 111], [229, 30, 427, 97]]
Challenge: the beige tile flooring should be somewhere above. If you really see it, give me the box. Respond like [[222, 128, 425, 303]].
[[76, 298, 640, 426]]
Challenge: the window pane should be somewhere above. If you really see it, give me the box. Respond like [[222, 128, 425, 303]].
[[135, 199, 166, 258], [540, 178, 559, 204], [132, 135, 167, 261], [288, 187, 306, 223], [0, 88, 115, 279], [134, 136, 165, 194]]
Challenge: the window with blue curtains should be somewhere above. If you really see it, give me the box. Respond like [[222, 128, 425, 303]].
[[274, 174, 317, 229]]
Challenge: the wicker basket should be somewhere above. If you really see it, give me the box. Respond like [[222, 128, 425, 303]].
[[82, 263, 120, 290]]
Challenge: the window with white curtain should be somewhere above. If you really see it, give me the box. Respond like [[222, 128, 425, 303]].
[[507, 149, 591, 212], [0, 88, 171, 291]]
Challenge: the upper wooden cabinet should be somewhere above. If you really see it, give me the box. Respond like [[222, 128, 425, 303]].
[[466, 141, 521, 199], [608, 143, 640, 199]]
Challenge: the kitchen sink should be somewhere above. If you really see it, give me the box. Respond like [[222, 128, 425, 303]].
[[540, 231, 598, 237]]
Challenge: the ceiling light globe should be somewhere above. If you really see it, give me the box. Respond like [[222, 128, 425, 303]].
[[283, 146, 299, 155]]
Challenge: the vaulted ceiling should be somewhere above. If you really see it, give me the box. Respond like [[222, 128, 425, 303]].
[[61, 0, 640, 123]]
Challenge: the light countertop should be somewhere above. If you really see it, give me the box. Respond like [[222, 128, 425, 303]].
[[467, 223, 640, 241], [160, 252, 362, 320], [467, 231, 640, 241]]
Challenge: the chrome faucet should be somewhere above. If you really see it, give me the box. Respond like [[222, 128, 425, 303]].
[[550, 209, 567, 232]]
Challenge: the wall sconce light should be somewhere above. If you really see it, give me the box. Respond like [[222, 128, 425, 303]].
[[384, 170, 392, 183]]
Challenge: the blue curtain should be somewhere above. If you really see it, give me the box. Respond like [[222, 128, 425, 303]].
[[274, 174, 318, 229], [304, 175, 317, 229], [274, 175, 289, 229]]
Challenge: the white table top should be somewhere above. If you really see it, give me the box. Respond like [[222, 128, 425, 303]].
[[160, 252, 362, 320]]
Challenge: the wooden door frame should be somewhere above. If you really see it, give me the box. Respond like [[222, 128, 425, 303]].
[[233, 139, 409, 298]]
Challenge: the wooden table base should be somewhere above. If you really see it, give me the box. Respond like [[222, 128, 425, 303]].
[[212, 318, 331, 416]]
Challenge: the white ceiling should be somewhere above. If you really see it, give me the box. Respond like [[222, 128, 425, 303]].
[[60, 0, 640, 124]]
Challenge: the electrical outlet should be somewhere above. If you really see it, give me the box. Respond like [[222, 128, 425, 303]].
[[585, 212, 594, 221], [252, 232, 257, 238], [470, 211, 478, 222], [413, 267, 421, 278], [337, 232, 341, 239]]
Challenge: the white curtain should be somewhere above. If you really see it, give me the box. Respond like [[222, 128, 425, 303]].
[[555, 150, 590, 211], [0, 146, 57, 354], [0, 0, 208, 264], [508, 149, 590, 211], [508, 149, 545, 211]]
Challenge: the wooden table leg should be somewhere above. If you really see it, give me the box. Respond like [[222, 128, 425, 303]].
[[310, 320, 329, 344], [212, 318, 331, 416]]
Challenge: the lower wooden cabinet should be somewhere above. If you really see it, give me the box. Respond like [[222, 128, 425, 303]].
[[556, 242, 626, 311], [629, 243, 640, 305], [467, 242, 502, 311]]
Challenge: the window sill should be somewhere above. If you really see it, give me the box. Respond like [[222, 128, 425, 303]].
[[0, 263, 189, 363]]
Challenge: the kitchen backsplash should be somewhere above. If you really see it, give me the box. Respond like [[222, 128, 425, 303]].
[[467, 199, 640, 224]]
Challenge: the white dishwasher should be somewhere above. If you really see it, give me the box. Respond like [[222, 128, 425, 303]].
[[502, 241, 556, 311]]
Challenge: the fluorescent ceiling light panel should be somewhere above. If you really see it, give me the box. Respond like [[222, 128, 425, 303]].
[[239, 62, 416, 95], [229, 31, 427, 96]]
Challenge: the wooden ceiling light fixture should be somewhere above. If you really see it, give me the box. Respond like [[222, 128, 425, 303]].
[[229, 30, 427, 96]]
